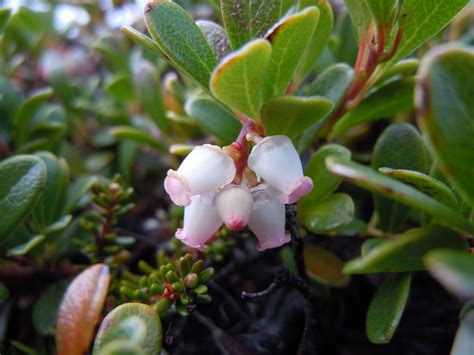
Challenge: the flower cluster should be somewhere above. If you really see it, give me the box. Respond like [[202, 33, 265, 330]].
[[164, 135, 313, 251]]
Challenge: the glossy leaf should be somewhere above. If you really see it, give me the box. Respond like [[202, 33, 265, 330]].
[[344, 225, 468, 274], [33, 281, 68, 335], [451, 310, 474, 355], [196, 20, 231, 62], [144, 1, 217, 89], [261, 95, 333, 139], [379, 168, 458, 208], [56, 264, 110, 355], [7, 234, 45, 257], [93, 303, 162, 355], [325, 157, 474, 235], [300, 144, 351, 204], [417, 45, 474, 208], [185, 95, 241, 143], [109, 126, 167, 152], [0, 155, 46, 243], [294, 0, 334, 84], [262, 7, 319, 100], [304, 244, 350, 287], [301, 193, 354, 233], [210, 39, 272, 119], [425, 250, 474, 299], [331, 78, 415, 137], [366, 273, 411, 344], [220, 0, 282, 50], [371, 124, 429, 232]]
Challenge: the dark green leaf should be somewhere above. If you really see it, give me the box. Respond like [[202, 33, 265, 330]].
[[63, 176, 98, 215], [0, 282, 9, 303], [0, 155, 46, 243], [210, 39, 272, 119], [366, 273, 411, 344], [220, 0, 282, 49], [261, 95, 333, 139], [7, 234, 45, 257], [417, 45, 474, 208], [0, 76, 22, 138], [144, 1, 217, 88], [262, 7, 319, 100], [0, 8, 12, 34], [325, 157, 474, 235], [331, 78, 415, 137], [344, 225, 468, 273], [301, 193, 354, 233], [32, 281, 69, 335]]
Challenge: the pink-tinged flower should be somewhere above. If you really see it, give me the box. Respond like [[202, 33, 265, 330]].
[[175, 193, 223, 250], [248, 135, 313, 204], [248, 185, 291, 251], [215, 185, 253, 232], [164, 145, 236, 206]]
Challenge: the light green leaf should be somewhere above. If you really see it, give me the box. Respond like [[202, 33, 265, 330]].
[[97, 340, 145, 355], [121, 26, 162, 55], [325, 157, 474, 235], [261, 95, 333, 139], [379, 168, 458, 208], [344, 225, 468, 273], [109, 126, 167, 152], [343, 0, 372, 38], [425, 250, 474, 299], [386, 0, 470, 65], [294, 0, 334, 84], [210, 39, 272, 119], [365, 0, 398, 27], [366, 273, 411, 344], [220, 0, 282, 50], [417, 45, 474, 208], [300, 144, 351, 204], [378, 58, 419, 83], [7, 234, 45, 257], [331, 78, 415, 137], [185, 95, 241, 144], [144, 1, 217, 88], [0, 155, 46, 243], [301, 193, 354, 233], [451, 310, 474, 355], [93, 303, 162, 355], [371, 124, 429, 232], [0, 8, 12, 34], [44, 215, 73, 236], [263, 7, 319, 100], [304, 244, 350, 287]]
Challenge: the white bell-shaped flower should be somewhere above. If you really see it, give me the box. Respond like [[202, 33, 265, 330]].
[[248, 135, 313, 204], [215, 185, 253, 232], [164, 145, 236, 206], [175, 192, 223, 250], [248, 185, 290, 251]]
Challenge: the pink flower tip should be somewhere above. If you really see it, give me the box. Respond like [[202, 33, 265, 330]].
[[281, 176, 313, 204], [164, 171, 191, 207], [228, 217, 246, 232], [256, 233, 291, 251], [175, 229, 206, 251]]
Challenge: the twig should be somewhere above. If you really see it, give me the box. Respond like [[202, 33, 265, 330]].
[[285, 205, 309, 281]]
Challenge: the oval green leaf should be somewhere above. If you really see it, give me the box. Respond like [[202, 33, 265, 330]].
[[304, 244, 350, 287]]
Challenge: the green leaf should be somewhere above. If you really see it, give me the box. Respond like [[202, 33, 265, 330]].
[[196, 20, 231, 62], [304, 244, 350, 287], [210, 39, 272, 119], [300, 144, 351, 204], [425, 249, 474, 299], [144, 1, 217, 89], [106, 74, 133, 102], [261, 95, 333, 139], [7, 234, 45, 257], [344, 225, 468, 273], [364, 0, 398, 27], [325, 157, 474, 235], [0, 282, 9, 303], [44, 214, 72, 235], [451, 310, 474, 355], [379, 168, 458, 208], [0, 155, 46, 243], [378, 58, 419, 83], [63, 176, 98, 215], [97, 340, 145, 355], [366, 273, 411, 344], [135, 63, 169, 133], [0, 8, 12, 34], [301, 193, 354, 233], [13, 88, 53, 147], [31, 152, 70, 230], [294, 0, 334, 84], [343, 0, 372, 39], [371, 124, 430, 232], [121, 26, 162, 55], [185, 95, 241, 143], [32, 281, 69, 335], [331, 78, 415, 137], [299, 63, 354, 152], [109, 127, 167, 152], [262, 7, 319, 100], [93, 303, 162, 355], [417, 45, 474, 208], [220, 0, 282, 50], [386, 0, 470, 66]]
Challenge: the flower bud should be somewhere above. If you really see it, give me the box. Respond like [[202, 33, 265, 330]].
[[215, 185, 253, 232], [164, 145, 236, 206], [248, 135, 313, 204]]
